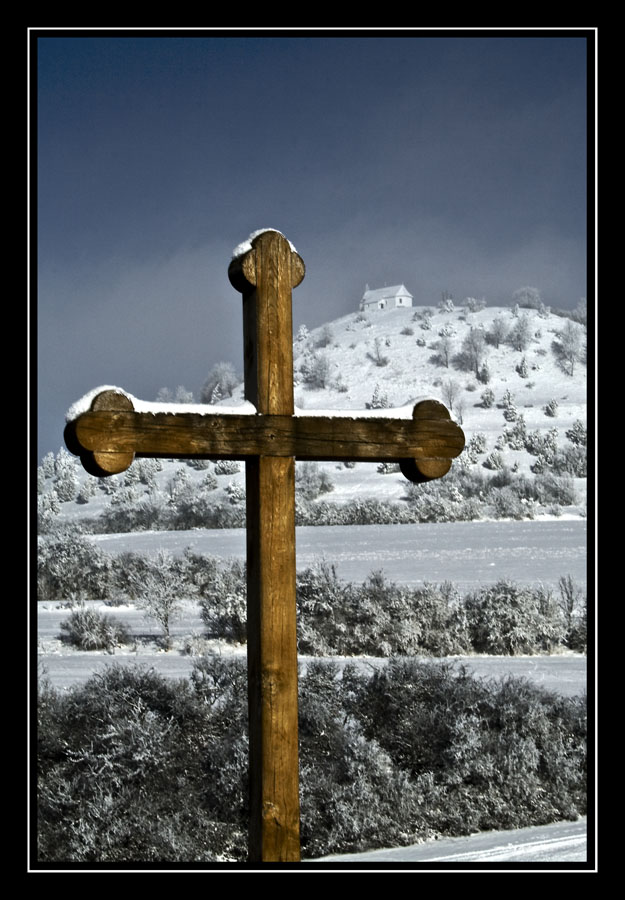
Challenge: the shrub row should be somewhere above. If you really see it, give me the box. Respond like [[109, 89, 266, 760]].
[[205, 561, 587, 656], [38, 535, 587, 656], [38, 459, 584, 535], [36, 657, 587, 862]]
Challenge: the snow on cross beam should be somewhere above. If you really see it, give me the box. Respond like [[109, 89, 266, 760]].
[[64, 390, 465, 480], [63, 229, 465, 863]]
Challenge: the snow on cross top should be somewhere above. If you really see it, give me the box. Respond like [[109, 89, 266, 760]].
[[231, 228, 298, 259]]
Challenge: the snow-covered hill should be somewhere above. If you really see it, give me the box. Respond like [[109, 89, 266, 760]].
[[38, 303, 587, 528], [289, 304, 586, 455]]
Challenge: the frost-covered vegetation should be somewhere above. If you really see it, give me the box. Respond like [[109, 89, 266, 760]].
[[37, 535, 587, 657], [37, 657, 586, 862], [35, 299, 589, 863]]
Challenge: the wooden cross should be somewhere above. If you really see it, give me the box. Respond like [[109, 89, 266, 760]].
[[64, 229, 465, 863]]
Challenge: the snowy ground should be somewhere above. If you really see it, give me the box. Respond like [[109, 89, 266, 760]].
[[38, 519, 588, 692], [86, 519, 588, 591], [313, 817, 589, 866]]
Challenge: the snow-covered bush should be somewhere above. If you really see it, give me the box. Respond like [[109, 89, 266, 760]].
[[462, 432, 487, 464], [59, 605, 130, 651], [38, 530, 113, 604], [300, 350, 332, 388], [501, 416, 527, 451], [464, 581, 564, 655], [315, 324, 334, 348], [76, 478, 97, 504], [214, 459, 241, 475], [37, 650, 586, 862], [480, 387, 495, 408], [566, 420, 587, 447], [483, 451, 505, 470], [296, 462, 334, 500], [198, 559, 247, 643], [225, 480, 245, 504], [377, 462, 400, 474], [200, 471, 218, 491], [551, 445, 587, 478], [464, 296, 486, 312], [185, 457, 211, 470]]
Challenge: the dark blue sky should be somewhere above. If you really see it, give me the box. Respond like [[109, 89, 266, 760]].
[[35, 31, 591, 462]]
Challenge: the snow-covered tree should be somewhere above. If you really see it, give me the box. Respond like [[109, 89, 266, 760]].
[[54, 450, 78, 502], [435, 334, 454, 368], [77, 478, 97, 504], [464, 296, 486, 313], [480, 388, 495, 408], [501, 389, 518, 422], [295, 323, 310, 344], [367, 383, 390, 409], [167, 467, 192, 503], [37, 490, 61, 529], [301, 351, 332, 388], [180, 385, 195, 403], [200, 361, 240, 403], [553, 320, 584, 375], [508, 314, 533, 352], [40, 452, 55, 479], [131, 549, 192, 650], [441, 378, 461, 413], [459, 327, 487, 378], [315, 324, 334, 348], [512, 286, 542, 309]]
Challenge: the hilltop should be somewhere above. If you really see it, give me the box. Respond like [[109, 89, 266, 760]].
[[38, 302, 587, 532]]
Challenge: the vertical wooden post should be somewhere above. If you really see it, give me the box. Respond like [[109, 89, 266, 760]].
[[231, 231, 305, 862]]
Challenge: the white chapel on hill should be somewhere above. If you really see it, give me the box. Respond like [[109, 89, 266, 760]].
[[360, 284, 413, 311]]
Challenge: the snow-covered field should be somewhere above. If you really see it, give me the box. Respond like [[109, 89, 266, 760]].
[[38, 517, 589, 692], [86, 518, 588, 590], [38, 519, 588, 694]]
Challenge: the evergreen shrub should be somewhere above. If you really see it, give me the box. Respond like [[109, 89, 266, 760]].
[[59, 606, 130, 651]]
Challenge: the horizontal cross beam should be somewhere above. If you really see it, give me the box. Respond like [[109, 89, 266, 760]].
[[64, 392, 465, 482]]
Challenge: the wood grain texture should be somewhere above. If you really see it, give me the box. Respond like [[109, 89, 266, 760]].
[[237, 231, 302, 862], [246, 455, 300, 861], [71, 407, 464, 465]]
